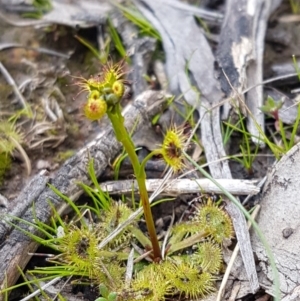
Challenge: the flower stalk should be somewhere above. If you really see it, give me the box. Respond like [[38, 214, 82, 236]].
[[77, 59, 162, 259], [107, 104, 161, 260]]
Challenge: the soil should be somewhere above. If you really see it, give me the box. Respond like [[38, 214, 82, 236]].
[[0, 24, 105, 199]]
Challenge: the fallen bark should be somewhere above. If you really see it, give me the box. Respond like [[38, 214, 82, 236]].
[[251, 143, 300, 299], [216, 0, 282, 144]]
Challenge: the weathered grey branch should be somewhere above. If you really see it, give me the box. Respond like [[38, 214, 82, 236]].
[[101, 178, 260, 196], [0, 90, 168, 294]]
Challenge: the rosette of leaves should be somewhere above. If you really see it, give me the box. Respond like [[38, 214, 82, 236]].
[[191, 241, 223, 274], [168, 198, 233, 254], [193, 198, 234, 243], [129, 257, 216, 301], [163, 259, 215, 299], [130, 263, 171, 301]]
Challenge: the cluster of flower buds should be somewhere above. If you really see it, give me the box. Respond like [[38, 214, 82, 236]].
[[78, 60, 126, 121]]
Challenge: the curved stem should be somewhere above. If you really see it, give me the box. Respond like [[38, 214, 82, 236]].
[[140, 150, 161, 173], [107, 105, 161, 260]]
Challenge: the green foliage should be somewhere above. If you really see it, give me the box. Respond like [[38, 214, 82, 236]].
[[75, 34, 109, 64], [100, 201, 135, 248], [8, 106, 33, 124], [0, 120, 23, 154], [0, 153, 11, 184], [4, 162, 233, 300], [75, 17, 128, 64], [107, 18, 128, 60], [260, 95, 283, 118], [0, 120, 25, 183], [193, 199, 233, 243], [79, 159, 112, 211], [96, 284, 118, 301], [222, 116, 242, 146], [130, 258, 215, 301], [167, 198, 233, 257], [290, 0, 300, 14], [163, 260, 215, 299], [192, 241, 222, 273], [224, 112, 259, 174], [130, 263, 169, 301], [292, 54, 300, 81], [112, 151, 129, 180], [223, 97, 300, 166], [22, 0, 52, 18], [226, 94, 300, 161], [183, 150, 281, 301], [115, 4, 161, 41], [33, 0, 52, 12], [4, 56, 237, 300], [259, 95, 300, 156], [54, 150, 75, 163]]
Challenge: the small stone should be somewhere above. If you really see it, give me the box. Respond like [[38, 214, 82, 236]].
[[282, 227, 294, 239], [36, 159, 51, 170]]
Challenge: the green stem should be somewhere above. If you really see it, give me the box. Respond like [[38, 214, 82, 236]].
[[289, 103, 300, 149], [140, 150, 161, 172], [279, 119, 289, 151], [107, 104, 161, 260]]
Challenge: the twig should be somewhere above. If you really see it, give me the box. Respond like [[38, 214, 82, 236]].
[[125, 248, 135, 287], [101, 178, 260, 196], [161, 211, 175, 260], [0, 43, 70, 58], [19, 277, 61, 301], [242, 177, 266, 205], [0, 62, 31, 114]]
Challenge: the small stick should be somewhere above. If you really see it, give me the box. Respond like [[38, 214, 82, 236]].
[[0, 62, 31, 114], [216, 205, 261, 301]]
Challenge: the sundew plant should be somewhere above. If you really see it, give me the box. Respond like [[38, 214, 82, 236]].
[[3, 59, 235, 301]]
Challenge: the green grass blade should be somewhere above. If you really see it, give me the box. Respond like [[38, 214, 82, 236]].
[[114, 4, 161, 41], [289, 102, 300, 149], [48, 184, 84, 225], [107, 17, 128, 59], [6, 216, 54, 242], [75, 35, 102, 61], [279, 119, 289, 150]]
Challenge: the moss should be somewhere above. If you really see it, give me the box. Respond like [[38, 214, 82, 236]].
[[54, 150, 75, 163], [0, 153, 11, 185]]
